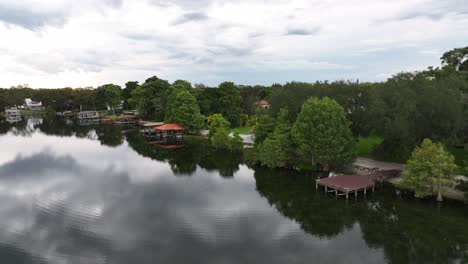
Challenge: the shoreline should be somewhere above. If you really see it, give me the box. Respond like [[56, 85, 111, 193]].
[[353, 157, 467, 202]]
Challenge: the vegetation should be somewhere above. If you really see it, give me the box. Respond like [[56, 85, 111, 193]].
[[292, 97, 356, 170], [1, 46, 467, 176], [256, 109, 294, 168], [400, 139, 458, 201], [164, 89, 204, 132], [356, 134, 384, 157], [231, 126, 254, 134], [207, 114, 243, 151]]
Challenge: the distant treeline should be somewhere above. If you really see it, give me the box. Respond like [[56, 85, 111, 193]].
[[1, 47, 467, 161]]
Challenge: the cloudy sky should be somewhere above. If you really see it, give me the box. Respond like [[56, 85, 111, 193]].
[[0, 0, 467, 88]]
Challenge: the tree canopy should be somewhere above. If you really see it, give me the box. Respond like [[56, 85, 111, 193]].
[[400, 139, 457, 201], [292, 97, 356, 170], [164, 90, 204, 132]]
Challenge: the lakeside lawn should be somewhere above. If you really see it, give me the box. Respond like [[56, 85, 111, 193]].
[[357, 135, 467, 171], [356, 135, 384, 158], [232, 126, 254, 134]]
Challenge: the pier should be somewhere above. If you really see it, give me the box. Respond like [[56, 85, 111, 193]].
[[316, 169, 401, 199]]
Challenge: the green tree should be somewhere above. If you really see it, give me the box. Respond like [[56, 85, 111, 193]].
[[207, 113, 243, 151], [164, 90, 204, 132], [211, 127, 232, 150], [207, 113, 230, 136], [230, 132, 244, 151], [215, 82, 242, 126], [122, 81, 139, 109], [94, 84, 122, 111], [254, 114, 275, 145], [172, 80, 192, 91], [441, 46, 468, 71], [292, 97, 356, 170], [401, 139, 458, 202], [128, 76, 171, 119], [256, 108, 295, 168]]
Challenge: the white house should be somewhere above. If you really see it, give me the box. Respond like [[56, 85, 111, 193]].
[[24, 98, 43, 110]]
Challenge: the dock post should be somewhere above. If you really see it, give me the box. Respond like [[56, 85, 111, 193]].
[[325, 186, 327, 193], [372, 185, 375, 192], [364, 188, 367, 196], [346, 191, 349, 199], [355, 190, 358, 197], [335, 190, 338, 197], [315, 180, 318, 190]]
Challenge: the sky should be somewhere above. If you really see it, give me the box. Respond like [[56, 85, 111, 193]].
[[0, 0, 467, 88]]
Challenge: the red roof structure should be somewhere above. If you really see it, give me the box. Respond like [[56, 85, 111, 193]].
[[155, 123, 185, 131], [257, 100, 270, 106]]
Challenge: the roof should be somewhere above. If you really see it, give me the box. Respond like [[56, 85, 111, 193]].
[[257, 100, 270, 106], [155, 123, 186, 131], [143, 122, 164, 127]]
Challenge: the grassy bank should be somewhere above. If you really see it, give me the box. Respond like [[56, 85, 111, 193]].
[[356, 135, 383, 158]]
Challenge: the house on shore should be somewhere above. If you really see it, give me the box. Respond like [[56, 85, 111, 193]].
[[256, 100, 270, 109], [24, 98, 43, 110]]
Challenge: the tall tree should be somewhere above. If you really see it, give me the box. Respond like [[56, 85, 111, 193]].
[[441, 46, 468, 71], [254, 114, 275, 145], [256, 108, 295, 168], [292, 97, 356, 170], [94, 84, 122, 111], [207, 113, 230, 136], [215, 82, 243, 126], [400, 139, 458, 202], [122, 81, 139, 109], [128, 76, 171, 119], [164, 90, 204, 132]]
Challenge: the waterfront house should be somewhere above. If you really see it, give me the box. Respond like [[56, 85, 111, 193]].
[[256, 100, 270, 109], [24, 98, 43, 110]]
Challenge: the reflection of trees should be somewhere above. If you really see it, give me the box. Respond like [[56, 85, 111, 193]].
[[95, 125, 123, 147], [254, 170, 468, 263], [356, 197, 468, 264], [1, 117, 124, 148], [126, 133, 243, 177], [254, 168, 354, 238]]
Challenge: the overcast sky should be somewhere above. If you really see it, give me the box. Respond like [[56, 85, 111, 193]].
[[1, 0, 467, 88]]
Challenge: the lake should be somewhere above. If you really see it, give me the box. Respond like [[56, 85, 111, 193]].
[[0, 118, 467, 264]]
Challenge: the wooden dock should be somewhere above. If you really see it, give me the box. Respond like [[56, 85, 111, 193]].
[[316, 169, 401, 199]]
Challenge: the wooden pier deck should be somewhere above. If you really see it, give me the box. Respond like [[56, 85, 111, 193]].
[[316, 169, 401, 199]]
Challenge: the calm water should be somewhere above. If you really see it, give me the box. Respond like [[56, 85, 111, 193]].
[[0, 118, 467, 264]]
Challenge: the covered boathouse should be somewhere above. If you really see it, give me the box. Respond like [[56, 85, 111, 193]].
[[154, 123, 186, 140]]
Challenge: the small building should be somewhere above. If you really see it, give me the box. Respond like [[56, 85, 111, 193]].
[[256, 100, 270, 109], [24, 98, 43, 110], [77, 111, 100, 120], [155, 123, 186, 140]]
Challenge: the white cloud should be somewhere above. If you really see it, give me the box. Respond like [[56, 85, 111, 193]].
[[0, 0, 467, 87]]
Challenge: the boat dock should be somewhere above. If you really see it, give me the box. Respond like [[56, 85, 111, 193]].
[[316, 169, 401, 199]]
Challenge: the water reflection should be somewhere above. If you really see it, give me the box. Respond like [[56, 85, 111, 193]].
[[255, 168, 468, 264], [0, 118, 467, 263]]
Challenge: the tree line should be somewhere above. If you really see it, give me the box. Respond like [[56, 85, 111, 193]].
[[1, 47, 467, 162]]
